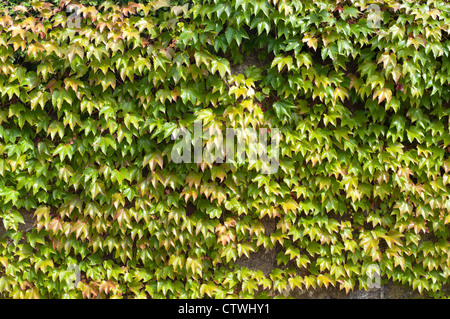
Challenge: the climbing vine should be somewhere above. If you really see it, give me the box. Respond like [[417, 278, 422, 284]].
[[0, 0, 449, 299]]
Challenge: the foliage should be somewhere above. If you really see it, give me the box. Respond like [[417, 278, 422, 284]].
[[0, 0, 449, 299]]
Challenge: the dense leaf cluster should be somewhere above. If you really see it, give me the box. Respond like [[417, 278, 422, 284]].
[[0, 0, 449, 298]]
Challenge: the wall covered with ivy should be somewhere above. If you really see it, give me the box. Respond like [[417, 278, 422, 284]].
[[0, 0, 449, 299]]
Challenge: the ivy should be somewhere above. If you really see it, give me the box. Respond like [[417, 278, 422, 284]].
[[0, 0, 449, 299]]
